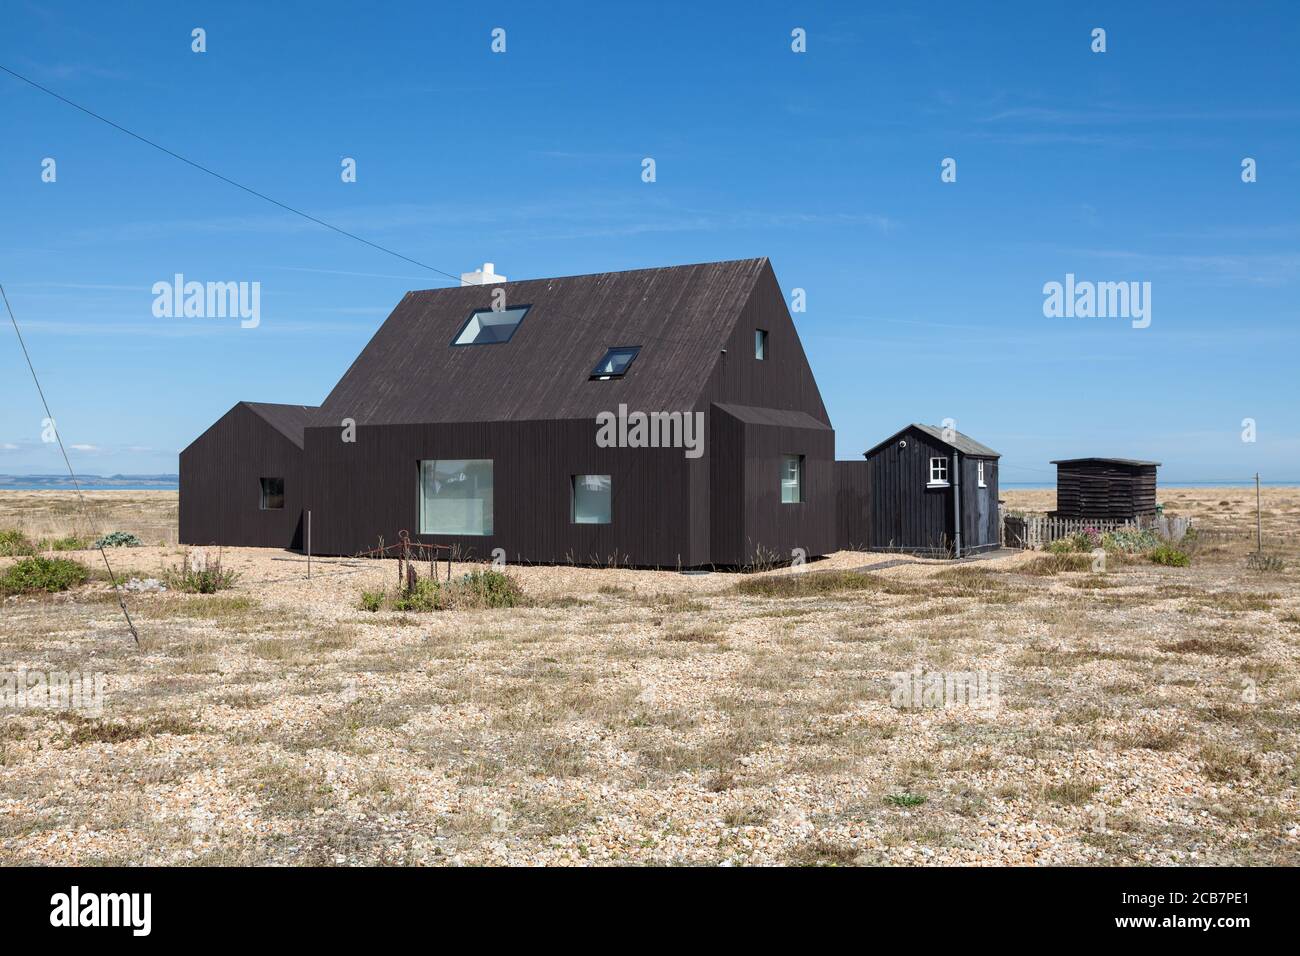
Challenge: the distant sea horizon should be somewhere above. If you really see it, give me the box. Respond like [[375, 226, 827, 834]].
[[0, 475, 1296, 493], [0, 474, 180, 491]]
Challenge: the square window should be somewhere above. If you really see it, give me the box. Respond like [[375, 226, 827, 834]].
[[452, 306, 529, 346], [259, 477, 284, 510], [419, 459, 493, 535], [781, 454, 804, 504], [572, 474, 612, 524], [590, 346, 641, 380], [928, 457, 949, 486], [755, 329, 768, 360]]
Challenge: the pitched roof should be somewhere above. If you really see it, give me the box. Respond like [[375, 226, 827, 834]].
[[241, 402, 320, 449], [864, 423, 1001, 458], [1051, 457, 1161, 467], [714, 403, 830, 430], [317, 258, 770, 425]]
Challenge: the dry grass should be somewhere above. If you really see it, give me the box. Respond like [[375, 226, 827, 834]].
[[1, 487, 1298, 866]]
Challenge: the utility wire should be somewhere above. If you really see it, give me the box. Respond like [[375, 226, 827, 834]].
[[1, 283, 140, 645], [0, 63, 464, 287], [0, 63, 722, 355]]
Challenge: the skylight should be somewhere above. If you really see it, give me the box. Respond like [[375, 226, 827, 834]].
[[590, 346, 641, 380], [452, 305, 530, 346]]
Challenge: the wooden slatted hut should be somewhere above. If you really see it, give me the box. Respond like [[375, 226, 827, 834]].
[[1050, 458, 1159, 520]]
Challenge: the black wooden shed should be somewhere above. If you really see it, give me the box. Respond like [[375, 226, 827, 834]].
[[1050, 458, 1159, 519], [837, 424, 1001, 557]]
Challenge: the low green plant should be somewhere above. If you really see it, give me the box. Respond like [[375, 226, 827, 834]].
[[454, 568, 525, 609], [93, 531, 144, 549], [1149, 544, 1190, 567], [885, 793, 926, 807], [0, 556, 90, 595], [163, 552, 238, 593], [0, 529, 36, 557], [358, 567, 526, 612], [1101, 528, 1159, 554], [43, 534, 91, 551]]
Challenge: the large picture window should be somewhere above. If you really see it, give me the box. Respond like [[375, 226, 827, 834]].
[[572, 475, 612, 524], [781, 455, 804, 504], [419, 459, 493, 535]]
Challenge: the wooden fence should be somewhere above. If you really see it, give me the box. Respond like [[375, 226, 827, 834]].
[[1003, 513, 1193, 550]]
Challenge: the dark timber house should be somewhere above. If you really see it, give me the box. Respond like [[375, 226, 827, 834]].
[[1051, 457, 1159, 520], [180, 258, 836, 567], [837, 424, 1001, 556]]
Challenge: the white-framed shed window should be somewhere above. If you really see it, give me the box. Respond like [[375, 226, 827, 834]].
[[781, 454, 804, 503], [977, 460, 987, 487], [755, 329, 768, 360], [928, 457, 949, 487]]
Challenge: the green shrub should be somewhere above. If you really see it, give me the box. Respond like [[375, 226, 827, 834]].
[[393, 578, 447, 611], [0, 556, 90, 595], [1045, 538, 1074, 555], [1150, 545, 1190, 567], [93, 531, 143, 549], [0, 529, 36, 557], [359, 567, 526, 612], [163, 552, 238, 593], [1102, 528, 1159, 554], [454, 569, 525, 608], [43, 535, 91, 551]]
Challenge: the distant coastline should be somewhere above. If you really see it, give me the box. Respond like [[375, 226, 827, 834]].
[[0, 474, 179, 491]]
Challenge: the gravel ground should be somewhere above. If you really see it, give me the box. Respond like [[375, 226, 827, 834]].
[[1, 488, 1297, 866]]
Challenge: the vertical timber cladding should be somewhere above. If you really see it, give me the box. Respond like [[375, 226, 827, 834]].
[[179, 403, 305, 549], [710, 404, 836, 566], [304, 419, 694, 566], [834, 460, 872, 550], [866, 427, 954, 553]]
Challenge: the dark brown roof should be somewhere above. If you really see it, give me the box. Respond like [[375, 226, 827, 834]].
[[715, 403, 830, 430], [864, 423, 1000, 458], [241, 402, 320, 449], [318, 258, 770, 425], [1051, 457, 1161, 467]]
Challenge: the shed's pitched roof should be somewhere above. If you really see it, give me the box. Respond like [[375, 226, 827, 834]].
[[241, 402, 320, 449], [1051, 457, 1161, 467], [864, 423, 1000, 459], [318, 258, 771, 426]]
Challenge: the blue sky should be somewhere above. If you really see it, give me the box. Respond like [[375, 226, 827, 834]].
[[2, 1, 1298, 481]]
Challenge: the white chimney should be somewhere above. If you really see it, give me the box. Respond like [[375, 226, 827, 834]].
[[460, 262, 507, 286]]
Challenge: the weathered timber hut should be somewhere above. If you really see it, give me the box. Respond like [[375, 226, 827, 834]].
[[837, 424, 1001, 557], [1050, 457, 1159, 520]]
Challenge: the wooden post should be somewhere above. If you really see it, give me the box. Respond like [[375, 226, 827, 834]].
[[1255, 473, 1262, 553], [307, 510, 312, 579]]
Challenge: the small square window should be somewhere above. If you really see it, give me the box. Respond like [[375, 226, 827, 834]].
[[259, 477, 284, 510], [755, 329, 768, 360], [781, 455, 804, 504], [928, 457, 949, 486], [572, 475, 612, 524], [590, 346, 640, 380], [452, 305, 529, 346], [977, 460, 987, 487]]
